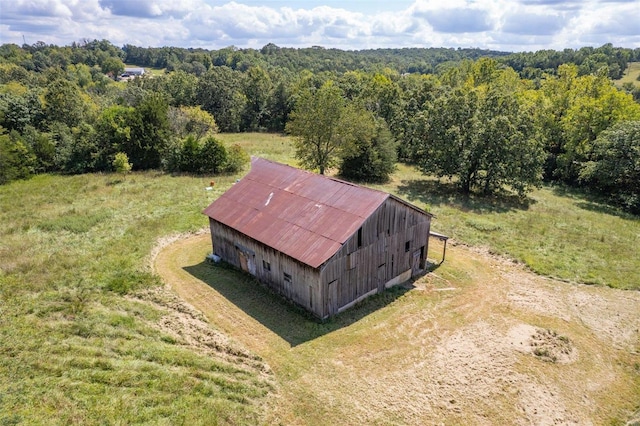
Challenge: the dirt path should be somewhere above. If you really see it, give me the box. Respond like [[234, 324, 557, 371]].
[[154, 232, 640, 425]]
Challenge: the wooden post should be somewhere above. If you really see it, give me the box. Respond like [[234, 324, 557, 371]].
[[429, 231, 449, 266]]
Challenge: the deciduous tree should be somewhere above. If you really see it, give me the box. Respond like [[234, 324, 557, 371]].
[[168, 105, 218, 141], [580, 120, 640, 213], [127, 92, 170, 169], [43, 79, 85, 128], [0, 127, 35, 184], [286, 81, 345, 174], [197, 66, 246, 132], [242, 66, 272, 131], [339, 112, 397, 183], [416, 63, 545, 196]]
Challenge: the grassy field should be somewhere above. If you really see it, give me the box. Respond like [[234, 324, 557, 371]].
[[370, 164, 640, 289], [0, 171, 272, 424], [615, 61, 640, 88], [1, 132, 639, 424]]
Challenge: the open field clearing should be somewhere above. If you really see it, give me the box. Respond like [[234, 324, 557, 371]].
[[155, 232, 640, 425], [1, 133, 639, 424], [615, 62, 640, 87]]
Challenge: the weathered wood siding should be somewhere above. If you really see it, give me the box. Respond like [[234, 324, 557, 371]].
[[319, 198, 431, 317], [209, 219, 324, 317], [209, 196, 431, 319]]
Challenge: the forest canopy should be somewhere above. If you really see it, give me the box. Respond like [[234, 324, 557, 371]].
[[1, 40, 639, 212]]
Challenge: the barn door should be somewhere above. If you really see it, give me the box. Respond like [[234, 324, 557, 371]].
[[328, 280, 338, 316], [236, 243, 256, 276], [412, 249, 422, 276], [237, 249, 256, 276], [238, 250, 249, 272], [246, 256, 256, 275], [377, 264, 386, 292]]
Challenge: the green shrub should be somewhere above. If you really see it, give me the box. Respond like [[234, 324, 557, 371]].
[[199, 136, 228, 174], [224, 143, 250, 173], [112, 152, 132, 175], [163, 135, 237, 175], [0, 129, 35, 184]]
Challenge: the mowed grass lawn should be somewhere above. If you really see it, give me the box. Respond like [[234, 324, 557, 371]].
[[1, 132, 639, 424]]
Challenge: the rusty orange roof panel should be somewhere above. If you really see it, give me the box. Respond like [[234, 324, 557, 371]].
[[203, 158, 389, 268]]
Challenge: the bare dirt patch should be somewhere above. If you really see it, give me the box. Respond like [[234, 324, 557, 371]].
[[508, 324, 577, 364], [154, 234, 640, 425]]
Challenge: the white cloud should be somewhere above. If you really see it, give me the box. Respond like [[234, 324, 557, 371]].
[[412, 2, 495, 34], [97, 0, 201, 18], [0, 0, 638, 51], [11, 0, 74, 18], [585, 1, 640, 36], [500, 2, 571, 36], [99, 0, 163, 18]]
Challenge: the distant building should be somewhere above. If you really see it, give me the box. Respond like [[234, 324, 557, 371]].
[[203, 158, 434, 319], [118, 67, 145, 80], [123, 67, 145, 76]]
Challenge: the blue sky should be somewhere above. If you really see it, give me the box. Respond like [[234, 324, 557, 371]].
[[1, 0, 639, 52]]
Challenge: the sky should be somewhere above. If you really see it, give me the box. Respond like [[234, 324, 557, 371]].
[[0, 0, 639, 52]]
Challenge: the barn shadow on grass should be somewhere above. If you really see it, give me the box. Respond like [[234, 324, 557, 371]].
[[184, 261, 413, 347], [396, 179, 534, 213]]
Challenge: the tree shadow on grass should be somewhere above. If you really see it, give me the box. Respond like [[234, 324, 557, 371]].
[[184, 261, 413, 347], [551, 185, 639, 220], [396, 179, 534, 214]]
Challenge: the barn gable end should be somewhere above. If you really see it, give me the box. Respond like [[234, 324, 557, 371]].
[[203, 157, 432, 319]]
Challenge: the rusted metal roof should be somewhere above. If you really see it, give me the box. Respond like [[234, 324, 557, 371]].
[[203, 157, 390, 268]]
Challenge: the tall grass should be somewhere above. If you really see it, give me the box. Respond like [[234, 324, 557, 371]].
[[216, 132, 297, 166], [0, 171, 270, 425]]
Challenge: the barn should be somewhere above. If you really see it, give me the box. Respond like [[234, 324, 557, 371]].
[[203, 157, 433, 319], [123, 67, 145, 76]]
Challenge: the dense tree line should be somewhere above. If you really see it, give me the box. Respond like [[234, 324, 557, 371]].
[[123, 43, 512, 75], [121, 42, 640, 80], [1, 40, 640, 213], [501, 43, 640, 80], [0, 41, 248, 183]]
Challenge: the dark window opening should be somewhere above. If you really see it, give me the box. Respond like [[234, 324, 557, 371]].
[[263, 260, 271, 271], [357, 227, 362, 248], [405, 241, 411, 252]]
